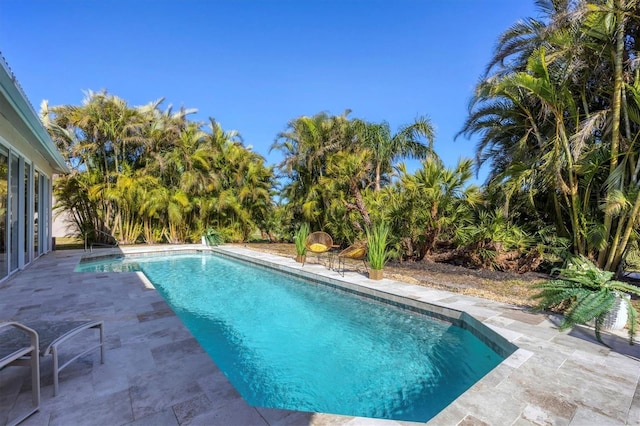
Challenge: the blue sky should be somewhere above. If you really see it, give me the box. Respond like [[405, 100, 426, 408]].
[[0, 1, 539, 181]]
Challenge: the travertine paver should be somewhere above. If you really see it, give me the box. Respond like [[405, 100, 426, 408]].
[[1, 245, 639, 425]]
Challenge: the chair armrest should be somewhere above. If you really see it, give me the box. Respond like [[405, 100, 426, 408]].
[[0, 322, 39, 368], [0, 322, 41, 423]]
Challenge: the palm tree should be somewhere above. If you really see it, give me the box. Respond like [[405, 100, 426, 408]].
[[53, 169, 104, 238], [354, 116, 435, 191], [385, 158, 480, 260], [461, 0, 640, 273], [271, 111, 354, 229], [322, 149, 374, 234], [46, 92, 275, 244]]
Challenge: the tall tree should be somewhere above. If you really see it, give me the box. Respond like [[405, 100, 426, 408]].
[[354, 116, 436, 191], [271, 111, 354, 230], [461, 0, 640, 273], [46, 92, 274, 244], [385, 158, 480, 260]]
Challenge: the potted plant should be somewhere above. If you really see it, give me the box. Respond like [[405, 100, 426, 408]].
[[366, 222, 390, 280], [533, 255, 640, 344], [204, 228, 224, 246], [294, 223, 310, 263]]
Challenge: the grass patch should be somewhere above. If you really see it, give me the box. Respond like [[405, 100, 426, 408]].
[[54, 237, 85, 250]]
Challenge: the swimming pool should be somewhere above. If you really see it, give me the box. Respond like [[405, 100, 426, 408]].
[[76, 251, 513, 422]]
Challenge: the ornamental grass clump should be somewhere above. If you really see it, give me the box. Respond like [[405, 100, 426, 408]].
[[294, 223, 310, 256], [533, 255, 640, 344], [366, 222, 390, 271]]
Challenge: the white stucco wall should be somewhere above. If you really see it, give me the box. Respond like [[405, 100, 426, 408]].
[[51, 192, 77, 238]]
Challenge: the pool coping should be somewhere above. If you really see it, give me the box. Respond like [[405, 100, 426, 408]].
[[77, 244, 640, 425]]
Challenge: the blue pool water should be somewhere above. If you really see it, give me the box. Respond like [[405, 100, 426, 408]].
[[76, 252, 505, 422]]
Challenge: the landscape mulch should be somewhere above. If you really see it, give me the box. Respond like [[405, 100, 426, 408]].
[[240, 243, 548, 308]]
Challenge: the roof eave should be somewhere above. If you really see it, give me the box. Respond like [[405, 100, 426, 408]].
[[0, 56, 69, 174]]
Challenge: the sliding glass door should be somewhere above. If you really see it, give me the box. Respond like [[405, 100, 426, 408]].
[[0, 147, 7, 279], [33, 171, 49, 256], [40, 174, 50, 254], [0, 141, 52, 279], [24, 162, 31, 264], [9, 153, 19, 272], [33, 170, 39, 259]]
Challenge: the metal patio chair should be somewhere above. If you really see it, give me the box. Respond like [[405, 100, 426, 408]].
[[0, 320, 104, 398], [0, 322, 40, 426]]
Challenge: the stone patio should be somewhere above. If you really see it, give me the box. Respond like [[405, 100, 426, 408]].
[[1, 245, 639, 425]]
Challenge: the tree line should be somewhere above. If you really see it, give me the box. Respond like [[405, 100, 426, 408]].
[[44, 0, 640, 275], [45, 92, 273, 245]]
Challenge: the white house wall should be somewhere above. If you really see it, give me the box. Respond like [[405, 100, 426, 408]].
[[0, 54, 69, 279]]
